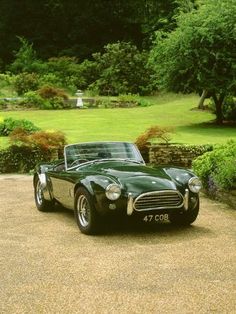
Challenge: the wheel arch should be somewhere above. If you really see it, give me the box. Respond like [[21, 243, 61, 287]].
[[74, 181, 94, 198], [33, 173, 38, 187], [74, 180, 101, 213], [33, 173, 54, 211], [33, 171, 53, 202]]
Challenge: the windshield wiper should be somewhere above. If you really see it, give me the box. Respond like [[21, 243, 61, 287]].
[[91, 158, 142, 164], [124, 159, 142, 164]]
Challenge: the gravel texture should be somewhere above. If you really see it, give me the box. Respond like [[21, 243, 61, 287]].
[[0, 174, 235, 314]]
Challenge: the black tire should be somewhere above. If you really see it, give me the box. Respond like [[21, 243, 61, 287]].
[[34, 176, 54, 212], [169, 200, 199, 226], [74, 187, 101, 235]]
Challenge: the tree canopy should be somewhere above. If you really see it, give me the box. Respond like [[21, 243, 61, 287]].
[[149, 0, 236, 124], [0, 0, 189, 65]]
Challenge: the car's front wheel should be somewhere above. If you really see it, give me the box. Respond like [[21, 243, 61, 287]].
[[169, 200, 199, 226], [34, 176, 54, 212], [74, 187, 101, 235]]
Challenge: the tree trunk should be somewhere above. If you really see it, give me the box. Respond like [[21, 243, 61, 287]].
[[198, 90, 208, 109], [212, 93, 225, 125]]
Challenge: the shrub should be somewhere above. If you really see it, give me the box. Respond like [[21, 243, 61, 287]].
[[0, 117, 40, 136], [0, 73, 15, 88], [14, 72, 39, 95], [44, 96, 65, 109], [192, 141, 236, 192], [45, 56, 80, 91], [93, 95, 152, 109], [10, 129, 67, 152], [91, 95, 144, 109], [213, 157, 236, 190], [38, 86, 68, 100], [117, 94, 151, 107], [76, 59, 99, 90], [0, 99, 8, 110], [89, 42, 154, 96], [46, 56, 79, 77], [0, 130, 67, 173], [36, 86, 71, 109], [136, 98, 152, 107], [37, 56, 96, 92], [93, 98, 111, 108], [0, 145, 50, 173], [39, 73, 62, 87], [22, 91, 45, 108], [21, 88, 71, 110]]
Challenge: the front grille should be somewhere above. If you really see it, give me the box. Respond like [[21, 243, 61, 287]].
[[134, 190, 183, 211]]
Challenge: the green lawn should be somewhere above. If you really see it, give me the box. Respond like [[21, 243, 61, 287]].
[[0, 93, 235, 147]]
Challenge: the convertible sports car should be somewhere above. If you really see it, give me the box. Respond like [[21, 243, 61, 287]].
[[33, 141, 202, 234]]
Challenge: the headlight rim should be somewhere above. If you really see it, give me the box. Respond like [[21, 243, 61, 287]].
[[105, 183, 121, 200], [188, 177, 202, 193]]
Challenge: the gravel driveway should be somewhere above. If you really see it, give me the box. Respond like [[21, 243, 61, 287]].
[[0, 175, 235, 314]]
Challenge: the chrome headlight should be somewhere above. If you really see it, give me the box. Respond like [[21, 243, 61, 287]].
[[188, 177, 202, 193], [105, 184, 121, 200]]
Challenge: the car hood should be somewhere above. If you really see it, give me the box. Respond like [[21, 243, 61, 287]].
[[85, 161, 178, 193]]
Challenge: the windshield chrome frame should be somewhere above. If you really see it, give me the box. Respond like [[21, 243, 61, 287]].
[[64, 141, 145, 171]]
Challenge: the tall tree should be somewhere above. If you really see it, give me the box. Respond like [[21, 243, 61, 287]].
[[149, 0, 236, 124], [0, 0, 187, 66], [0, 0, 144, 64]]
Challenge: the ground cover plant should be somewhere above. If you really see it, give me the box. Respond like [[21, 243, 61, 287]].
[[0, 117, 40, 136], [0, 93, 235, 149]]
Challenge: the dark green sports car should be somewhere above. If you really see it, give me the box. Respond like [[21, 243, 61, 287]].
[[33, 141, 202, 234]]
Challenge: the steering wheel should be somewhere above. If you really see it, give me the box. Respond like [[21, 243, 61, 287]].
[[70, 159, 88, 167]]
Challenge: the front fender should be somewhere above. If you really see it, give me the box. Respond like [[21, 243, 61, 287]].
[[33, 164, 53, 201], [75, 174, 119, 196], [74, 175, 121, 215]]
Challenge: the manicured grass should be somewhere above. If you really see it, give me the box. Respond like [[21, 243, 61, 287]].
[[0, 93, 235, 147]]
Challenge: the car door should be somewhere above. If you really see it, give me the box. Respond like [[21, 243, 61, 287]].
[[48, 171, 75, 209]]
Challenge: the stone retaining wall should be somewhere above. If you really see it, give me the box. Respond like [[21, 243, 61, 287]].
[[149, 144, 213, 167]]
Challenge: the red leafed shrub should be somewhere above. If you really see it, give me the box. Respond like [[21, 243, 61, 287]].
[[10, 129, 67, 157], [135, 125, 174, 162], [0, 129, 68, 173], [38, 85, 68, 100], [135, 125, 173, 150]]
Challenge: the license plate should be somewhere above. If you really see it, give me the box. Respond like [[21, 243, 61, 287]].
[[143, 213, 169, 223]]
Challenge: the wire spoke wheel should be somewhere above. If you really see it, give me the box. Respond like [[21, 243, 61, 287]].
[[75, 188, 101, 234], [36, 180, 43, 206], [77, 194, 91, 228]]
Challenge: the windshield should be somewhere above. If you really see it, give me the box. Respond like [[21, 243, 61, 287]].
[[64, 142, 144, 169]]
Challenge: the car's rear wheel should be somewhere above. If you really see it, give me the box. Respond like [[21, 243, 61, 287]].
[[34, 176, 54, 212], [74, 187, 101, 235], [169, 200, 199, 226]]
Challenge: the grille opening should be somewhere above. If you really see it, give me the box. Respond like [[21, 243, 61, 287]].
[[134, 190, 183, 211]]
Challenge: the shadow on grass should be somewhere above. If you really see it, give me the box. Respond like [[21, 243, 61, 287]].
[[176, 120, 236, 143], [178, 119, 236, 130]]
